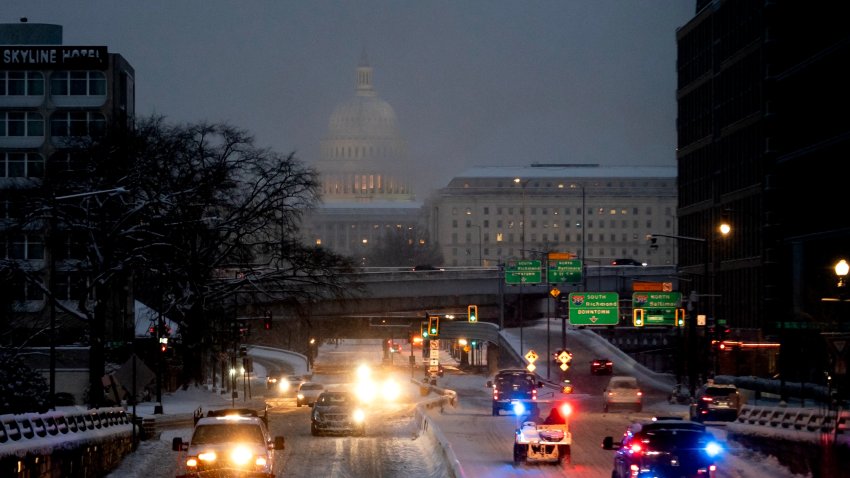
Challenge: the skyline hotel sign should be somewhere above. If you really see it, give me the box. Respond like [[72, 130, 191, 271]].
[[2, 46, 109, 70]]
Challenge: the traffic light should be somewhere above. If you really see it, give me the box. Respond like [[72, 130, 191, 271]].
[[428, 315, 440, 337], [467, 305, 478, 323], [633, 308, 645, 327], [420, 321, 428, 338], [264, 310, 272, 330], [675, 308, 687, 327]]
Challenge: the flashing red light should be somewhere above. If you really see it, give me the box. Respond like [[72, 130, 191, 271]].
[[559, 403, 573, 417], [629, 443, 643, 454]]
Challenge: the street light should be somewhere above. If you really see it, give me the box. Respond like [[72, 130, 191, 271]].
[[648, 232, 709, 396]]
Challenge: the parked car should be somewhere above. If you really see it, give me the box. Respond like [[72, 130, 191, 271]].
[[689, 382, 742, 422], [603, 375, 642, 412], [487, 369, 543, 416], [296, 382, 325, 407], [602, 418, 722, 478], [590, 358, 613, 375], [311, 391, 366, 436], [172, 408, 285, 478]]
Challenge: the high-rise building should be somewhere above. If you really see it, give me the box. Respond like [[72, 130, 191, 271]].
[[427, 164, 677, 267], [676, 1, 850, 387], [1, 20, 135, 372]]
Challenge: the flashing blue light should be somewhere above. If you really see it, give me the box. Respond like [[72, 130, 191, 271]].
[[705, 441, 722, 457], [512, 401, 526, 416]]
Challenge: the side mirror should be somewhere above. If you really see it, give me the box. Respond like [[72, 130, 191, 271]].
[[601, 436, 616, 450], [486, 381, 493, 388], [273, 436, 285, 450], [172, 437, 184, 451]]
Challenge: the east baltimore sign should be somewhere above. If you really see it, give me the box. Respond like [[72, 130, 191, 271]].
[[1, 46, 109, 70], [568, 292, 619, 325]]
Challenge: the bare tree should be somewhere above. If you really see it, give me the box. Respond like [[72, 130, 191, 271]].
[[9, 116, 357, 407]]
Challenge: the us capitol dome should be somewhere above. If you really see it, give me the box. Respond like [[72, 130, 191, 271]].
[[315, 53, 414, 201]]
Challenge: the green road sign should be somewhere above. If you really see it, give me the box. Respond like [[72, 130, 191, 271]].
[[632, 292, 682, 308], [548, 259, 582, 283], [505, 259, 542, 284], [568, 292, 619, 325], [632, 292, 682, 326]]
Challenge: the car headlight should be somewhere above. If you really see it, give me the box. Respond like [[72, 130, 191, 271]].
[[279, 380, 290, 392], [297, 393, 304, 400], [705, 441, 722, 457], [381, 379, 401, 401], [230, 446, 253, 465], [353, 409, 366, 423], [355, 381, 376, 403]]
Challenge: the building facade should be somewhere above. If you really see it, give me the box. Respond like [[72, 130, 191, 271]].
[[676, 1, 850, 389], [304, 54, 425, 264], [427, 164, 678, 268], [1, 21, 135, 349]]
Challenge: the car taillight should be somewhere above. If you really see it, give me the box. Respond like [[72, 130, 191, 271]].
[[636, 391, 643, 396], [629, 443, 643, 454], [532, 389, 537, 400], [702, 396, 714, 402], [493, 390, 499, 399]]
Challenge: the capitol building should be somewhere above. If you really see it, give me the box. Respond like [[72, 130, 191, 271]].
[[302, 54, 426, 265]]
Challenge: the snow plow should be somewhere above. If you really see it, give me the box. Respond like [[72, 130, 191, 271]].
[[512, 401, 572, 466]]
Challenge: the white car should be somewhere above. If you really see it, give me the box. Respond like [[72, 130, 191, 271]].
[[172, 408, 284, 478], [603, 375, 643, 412], [296, 382, 325, 407]]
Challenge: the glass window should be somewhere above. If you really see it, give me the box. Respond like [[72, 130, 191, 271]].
[[50, 71, 106, 96], [51, 111, 106, 136]]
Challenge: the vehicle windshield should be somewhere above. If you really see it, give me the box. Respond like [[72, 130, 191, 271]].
[[317, 394, 351, 405], [635, 430, 709, 452], [496, 375, 535, 387], [705, 386, 736, 397], [301, 383, 324, 391], [611, 380, 637, 389], [191, 424, 265, 445]]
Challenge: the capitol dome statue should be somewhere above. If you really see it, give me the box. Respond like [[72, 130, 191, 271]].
[[315, 52, 414, 201]]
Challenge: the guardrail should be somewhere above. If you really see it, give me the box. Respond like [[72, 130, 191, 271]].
[[411, 378, 463, 478], [0, 407, 135, 477], [728, 404, 849, 442]]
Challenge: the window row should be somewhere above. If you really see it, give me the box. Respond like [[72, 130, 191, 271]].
[[0, 71, 106, 96], [449, 232, 649, 244], [1, 151, 95, 180], [0, 111, 106, 137], [10, 272, 87, 302], [453, 206, 674, 216], [451, 219, 658, 229]]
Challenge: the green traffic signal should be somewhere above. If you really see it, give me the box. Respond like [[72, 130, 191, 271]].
[[468, 304, 478, 322]]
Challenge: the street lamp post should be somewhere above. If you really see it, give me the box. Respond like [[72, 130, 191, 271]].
[[649, 233, 709, 397], [513, 178, 530, 354]]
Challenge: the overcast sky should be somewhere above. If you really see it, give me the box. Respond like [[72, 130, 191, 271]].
[[6, 1, 695, 197]]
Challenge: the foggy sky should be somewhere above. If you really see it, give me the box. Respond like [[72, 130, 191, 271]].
[[6, 1, 694, 197]]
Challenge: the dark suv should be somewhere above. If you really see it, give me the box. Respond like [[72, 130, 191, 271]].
[[487, 369, 543, 416], [689, 383, 742, 422], [311, 391, 366, 436], [602, 418, 721, 478]]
